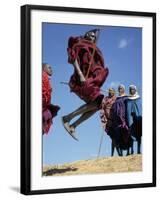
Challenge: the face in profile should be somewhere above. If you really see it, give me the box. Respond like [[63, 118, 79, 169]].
[[44, 64, 53, 76], [108, 91, 114, 98], [108, 88, 115, 98]]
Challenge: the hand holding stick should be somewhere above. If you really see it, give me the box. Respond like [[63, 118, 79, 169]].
[[73, 59, 86, 83]]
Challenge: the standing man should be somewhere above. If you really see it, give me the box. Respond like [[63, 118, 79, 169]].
[[42, 63, 60, 135], [109, 84, 131, 155], [118, 84, 127, 97], [100, 88, 116, 133], [125, 85, 141, 127], [111, 84, 128, 130], [62, 29, 109, 140], [125, 85, 142, 153]]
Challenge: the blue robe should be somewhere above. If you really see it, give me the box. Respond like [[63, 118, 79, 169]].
[[125, 96, 142, 127]]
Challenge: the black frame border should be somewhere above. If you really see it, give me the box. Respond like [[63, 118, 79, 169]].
[[20, 4, 156, 195]]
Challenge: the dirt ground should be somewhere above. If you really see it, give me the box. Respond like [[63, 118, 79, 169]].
[[43, 154, 142, 176]]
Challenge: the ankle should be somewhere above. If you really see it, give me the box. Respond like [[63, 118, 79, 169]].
[[62, 115, 71, 123], [70, 124, 76, 129]]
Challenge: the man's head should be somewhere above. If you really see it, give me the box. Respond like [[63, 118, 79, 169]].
[[108, 88, 115, 98], [42, 63, 53, 76], [118, 84, 125, 96], [129, 85, 137, 96], [84, 29, 99, 43]]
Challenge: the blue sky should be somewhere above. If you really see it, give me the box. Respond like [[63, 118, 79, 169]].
[[42, 23, 142, 165]]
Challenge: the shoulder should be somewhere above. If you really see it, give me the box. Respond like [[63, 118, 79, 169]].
[[68, 36, 81, 47], [102, 96, 108, 103], [116, 96, 127, 101], [42, 71, 49, 83], [127, 94, 140, 100], [42, 71, 48, 78]]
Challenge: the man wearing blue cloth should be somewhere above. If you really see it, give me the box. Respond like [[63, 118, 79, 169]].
[[126, 85, 142, 154], [126, 85, 142, 127]]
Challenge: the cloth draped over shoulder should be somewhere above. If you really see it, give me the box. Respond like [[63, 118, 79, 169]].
[[125, 96, 141, 127], [126, 96, 142, 139], [67, 36, 109, 103], [42, 71, 52, 110], [100, 94, 142, 148], [42, 71, 60, 134], [106, 96, 130, 147], [111, 96, 128, 129], [100, 96, 116, 130]]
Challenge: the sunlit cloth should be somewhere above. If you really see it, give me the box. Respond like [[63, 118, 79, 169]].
[[42, 105, 60, 135], [100, 95, 116, 130], [68, 36, 109, 104], [125, 96, 141, 127], [109, 96, 130, 146], [42, 71, 60, 135], [42, 71, 52, 109]]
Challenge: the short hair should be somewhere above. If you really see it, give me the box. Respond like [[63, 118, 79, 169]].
[[108, 87, 115, 94], [42, 63, 50, 70], [129, 84, 137, 91], [118, 84, 125, 90]]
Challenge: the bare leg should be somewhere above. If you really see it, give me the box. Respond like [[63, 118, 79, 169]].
[[63, 101, 98, 122], [126, 148, 130, 156], [131, 146, 134, 154], [116, 147, 123, 156], [111, 140, 115, 157], [70, 108, 98, 129], [131, 140, 134, 154], [62, 101, 99, 141], [137, 138, 141, 154], [120, 149, 123, 156]]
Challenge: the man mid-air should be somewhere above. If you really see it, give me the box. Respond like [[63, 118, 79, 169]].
[[62, 29, 109, 140]]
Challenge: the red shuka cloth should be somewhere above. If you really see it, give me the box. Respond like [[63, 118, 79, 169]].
[[67, 37, 109, 103], [42, 71, 52, 110], [100, 96, 117, 131], [42, 71, 60, 134]]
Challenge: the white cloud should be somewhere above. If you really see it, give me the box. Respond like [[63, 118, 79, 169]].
[[118, 38, 128, 48]]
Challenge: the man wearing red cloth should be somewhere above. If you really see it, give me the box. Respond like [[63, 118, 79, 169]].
[[62, 29, 109, 140], [100, 88, 117, 132], [42, 63, 60, 135]]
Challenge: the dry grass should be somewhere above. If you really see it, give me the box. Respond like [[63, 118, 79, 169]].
[[43, 154, 142, 176]]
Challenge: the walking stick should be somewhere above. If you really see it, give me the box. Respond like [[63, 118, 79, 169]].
[[97, 125, 106, 159]]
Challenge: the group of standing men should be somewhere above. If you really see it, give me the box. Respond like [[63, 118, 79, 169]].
[[100, 84, 142, 154]]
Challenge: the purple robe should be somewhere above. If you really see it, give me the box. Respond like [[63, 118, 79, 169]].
[[109, 96, 129, 145]]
